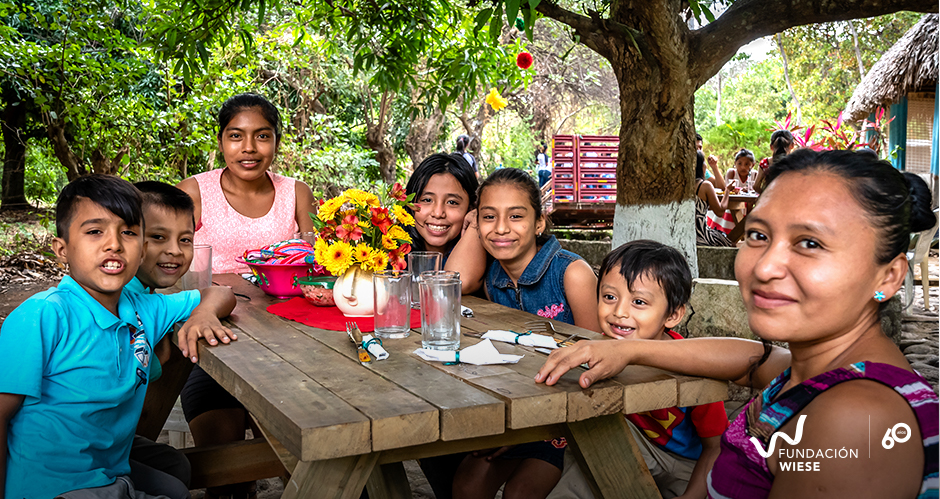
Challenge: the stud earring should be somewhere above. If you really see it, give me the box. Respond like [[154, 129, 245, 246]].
[[874, 291, 886, 302]]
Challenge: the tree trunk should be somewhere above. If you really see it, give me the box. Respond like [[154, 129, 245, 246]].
[[47, 122, 86, 181], [404, 107, 444, 170], [363, 90, 397, 183], [91, 146, 128, 175], [606, 37, 699, 274], [1, 95, 31, 211], [846, 20, 866, 81]]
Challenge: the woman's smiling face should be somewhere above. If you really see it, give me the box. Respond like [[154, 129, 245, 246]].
[[734, 171, 891, 345], [412, 173, 470, 254]]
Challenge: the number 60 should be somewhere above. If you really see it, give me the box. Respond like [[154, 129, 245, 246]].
[[882, 423, 912, 449]]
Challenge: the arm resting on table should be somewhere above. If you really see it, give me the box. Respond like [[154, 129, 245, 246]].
[[179, 286, 238, 362]]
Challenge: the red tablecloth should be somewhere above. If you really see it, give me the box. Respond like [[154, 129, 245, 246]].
[[266, 297, 421, 332]]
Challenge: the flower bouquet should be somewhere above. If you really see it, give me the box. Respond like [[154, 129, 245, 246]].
[[311, 183, 415, 275], [310, 184, 415, 316]]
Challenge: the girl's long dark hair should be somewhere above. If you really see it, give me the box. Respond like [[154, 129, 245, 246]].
[[217, 93, 282, 143], [770, 129, 794, 162]]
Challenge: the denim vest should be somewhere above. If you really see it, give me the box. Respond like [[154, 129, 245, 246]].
[[484, 236, 583, 325]]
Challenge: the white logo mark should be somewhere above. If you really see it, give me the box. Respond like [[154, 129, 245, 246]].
[[882, 423, 911, 449], [750, 415, 807, 458]]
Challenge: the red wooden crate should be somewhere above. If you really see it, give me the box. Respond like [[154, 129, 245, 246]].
[[553, 135, 576, 149], [578, 135, 619, 148], [554, 189, 576, 203]]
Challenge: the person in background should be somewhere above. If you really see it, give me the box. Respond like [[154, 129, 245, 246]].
[[0, 175, 236, 499], [538, 149, 938, 498], [724, 148, 756, 192], [456, 134, 479, 179], [754, 129, 794, 194], [695, 133, 725, 190], [694, 152, 734, 247], [177, 92, 316, 499], [536, 144, 551, 187]]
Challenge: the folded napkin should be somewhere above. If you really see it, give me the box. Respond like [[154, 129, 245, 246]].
[[482, 330, 558, 349], [414, 339, 523, 365], [362, 334, 389, 361]]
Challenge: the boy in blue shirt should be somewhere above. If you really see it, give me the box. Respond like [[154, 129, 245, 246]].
[[0, 174, 237, 499]]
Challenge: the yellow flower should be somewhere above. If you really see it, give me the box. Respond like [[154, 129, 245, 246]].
[[352, 243, 372, 263], [387, 225, 412, 244], [314, 238, 329, 264], [485, 87, 508, 112], [317, 196, 346, 222], [369, 249, 389, 271], [392, 205, 415, 226], [381, 234, 399, 250], [323, 241, 353, 276], [345, 189, 380, 208]]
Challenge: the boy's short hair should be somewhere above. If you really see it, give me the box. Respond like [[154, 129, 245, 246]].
[[56, 174, 143, 241], [134, 181, 195, 220], [598, 240, 692, 316]]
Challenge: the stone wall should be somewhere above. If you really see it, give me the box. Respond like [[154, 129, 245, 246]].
[[696, 246, 738, 280], [557, 239, 611, 269]]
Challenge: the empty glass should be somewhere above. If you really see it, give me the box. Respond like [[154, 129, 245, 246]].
[[419, 277, 461, 351], [181, 244, 212, 290], [373, 270, 412, 339], [408, 251, 442, 308]]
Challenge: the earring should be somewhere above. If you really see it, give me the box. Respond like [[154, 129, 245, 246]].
[[874, 291, 886, 302]]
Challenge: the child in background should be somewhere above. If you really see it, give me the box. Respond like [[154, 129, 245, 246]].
[[596, 240, 727, 499], [724, 148, 756, 192], [0, 174, 237, 499], [452, 168, 599, 499], [176, 93, 316, 499], [753, 129, 794, 194], [126, 181, 199, 497]]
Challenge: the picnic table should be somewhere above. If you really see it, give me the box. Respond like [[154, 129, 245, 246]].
[[139, 273, 728, 499]]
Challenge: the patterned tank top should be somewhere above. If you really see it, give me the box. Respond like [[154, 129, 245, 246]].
[[193, 168, 299, 274], [707, 361, 939, 498]]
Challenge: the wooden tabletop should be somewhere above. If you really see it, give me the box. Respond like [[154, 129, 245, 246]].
[[191, 273, 728, 498]]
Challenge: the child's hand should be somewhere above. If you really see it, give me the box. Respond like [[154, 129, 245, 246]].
[[177, 310, 237, 362], [461, 209, 478, 236], [707, 155, 719, 168], [535, 339, 630, 388]]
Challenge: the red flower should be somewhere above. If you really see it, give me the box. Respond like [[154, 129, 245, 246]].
[[390, 182, 407, 202], [516, 52, 533, 69], [336, 214, 363, 242], [370, 207, 393, 234], [389, 245, 408, 271], [318, 225, 335, 240]]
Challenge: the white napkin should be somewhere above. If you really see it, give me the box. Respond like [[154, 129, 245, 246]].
[[482, 330, 558, 349], [414, 339, 523, 365], [362, 334, 389, 361]]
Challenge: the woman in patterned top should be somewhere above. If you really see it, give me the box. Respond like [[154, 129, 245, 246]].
[[537, 149, 938, 498]]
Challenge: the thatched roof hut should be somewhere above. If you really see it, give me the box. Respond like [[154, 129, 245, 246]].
[[844, 14, 938, 122]]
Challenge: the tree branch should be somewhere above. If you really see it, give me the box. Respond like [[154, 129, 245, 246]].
[[536, 2, 615, 60], [688, 0, 935, 86]]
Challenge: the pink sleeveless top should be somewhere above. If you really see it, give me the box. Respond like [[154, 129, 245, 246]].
[[193, 168, 298, 274]]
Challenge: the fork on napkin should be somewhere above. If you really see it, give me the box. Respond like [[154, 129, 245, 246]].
[[414, 339, 523, 365]]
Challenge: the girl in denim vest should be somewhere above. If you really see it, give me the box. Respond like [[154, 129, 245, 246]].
[[452, 168, 599, 499]]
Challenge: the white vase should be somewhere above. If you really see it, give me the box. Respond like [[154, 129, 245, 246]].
[[333, 265, 375, 317]]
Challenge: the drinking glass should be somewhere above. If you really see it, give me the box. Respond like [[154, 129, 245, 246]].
[[181, 244, 212, 290], [408, 251, 442, 308], [419, 277, 461, 351], [373, 270, 412, 339], [293, 232, 317, 244]]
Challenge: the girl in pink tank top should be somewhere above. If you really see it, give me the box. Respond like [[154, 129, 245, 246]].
[[192, 168, 299, 273], [178, 93, 315, 275]]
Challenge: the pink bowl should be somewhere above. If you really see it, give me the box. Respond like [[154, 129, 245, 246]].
[[237, 258, 316, 298]]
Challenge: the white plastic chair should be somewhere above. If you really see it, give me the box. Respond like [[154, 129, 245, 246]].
[[905, 208, 939, 311]]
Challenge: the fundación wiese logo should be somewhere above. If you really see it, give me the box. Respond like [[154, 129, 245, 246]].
[[750, 415, 912, 459], [750, 415, 807, 458]]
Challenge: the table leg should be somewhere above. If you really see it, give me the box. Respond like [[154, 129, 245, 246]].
[[565, 414, 662, 499], [366, 462, 413, 499], [282, 453, 379, 499]]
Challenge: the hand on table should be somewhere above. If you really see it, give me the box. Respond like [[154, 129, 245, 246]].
[[535, 339, 630, 388], [178, 310, 237, 362]]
